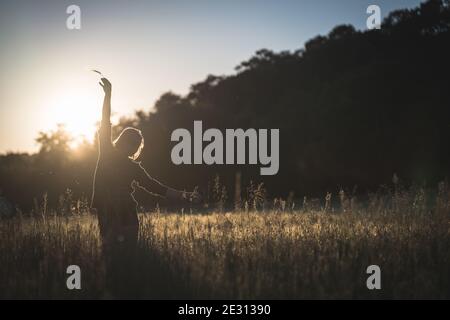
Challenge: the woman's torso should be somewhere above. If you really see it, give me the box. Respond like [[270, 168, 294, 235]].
[[91, 149, 138, 212]]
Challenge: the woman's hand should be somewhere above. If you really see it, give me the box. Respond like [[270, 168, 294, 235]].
[[187, 187, 202, 204], [99, 77, 112, 96], [166, 188, 202, 204]]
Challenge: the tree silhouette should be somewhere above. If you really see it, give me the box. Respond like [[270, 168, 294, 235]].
[[35, 124, 72, 155], [1, 0, 449, 211]]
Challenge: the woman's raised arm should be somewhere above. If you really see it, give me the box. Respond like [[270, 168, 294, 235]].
[[98, 78, 113, 150]]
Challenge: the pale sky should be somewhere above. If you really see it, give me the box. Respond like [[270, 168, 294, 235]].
[[0, 0, 422, 153]]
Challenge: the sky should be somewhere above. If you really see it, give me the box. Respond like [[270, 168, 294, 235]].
[[0, 0, 422, 153]]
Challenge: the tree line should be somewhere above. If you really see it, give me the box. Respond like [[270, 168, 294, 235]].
[[1, 0, 449, 212]]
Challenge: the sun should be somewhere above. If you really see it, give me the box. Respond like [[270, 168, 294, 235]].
[[45, 90, 100, 146]]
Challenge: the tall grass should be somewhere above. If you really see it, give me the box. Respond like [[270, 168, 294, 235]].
[[0, 182, 449, 299]]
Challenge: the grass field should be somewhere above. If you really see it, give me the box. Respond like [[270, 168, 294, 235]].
[[0, 183, 450, 299], [0, 185, 449, 299]]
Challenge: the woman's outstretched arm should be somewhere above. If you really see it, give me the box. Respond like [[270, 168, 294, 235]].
[[133, 162, 168, 196], [98, 78, 112, 150], [133, 162, 200, 202]]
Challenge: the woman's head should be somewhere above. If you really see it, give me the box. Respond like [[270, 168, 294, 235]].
[[113, 127, 144, 160]]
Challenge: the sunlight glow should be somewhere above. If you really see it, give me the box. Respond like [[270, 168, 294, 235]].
[[45, 89, 100, 147]]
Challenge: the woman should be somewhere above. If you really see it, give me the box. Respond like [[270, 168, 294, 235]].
[[91, 77, 195, 248]]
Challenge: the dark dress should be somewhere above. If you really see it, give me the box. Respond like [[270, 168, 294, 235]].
[[91, 121, 167, 245], [91, 121, 168, 297]]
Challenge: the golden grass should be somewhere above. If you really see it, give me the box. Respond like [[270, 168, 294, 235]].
[[0, 206, 448, 299]]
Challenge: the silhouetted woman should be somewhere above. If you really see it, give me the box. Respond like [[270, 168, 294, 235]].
[[91, 78, 195, 296]]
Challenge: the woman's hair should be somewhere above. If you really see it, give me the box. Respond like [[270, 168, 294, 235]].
[[113, 127, 144, 160]]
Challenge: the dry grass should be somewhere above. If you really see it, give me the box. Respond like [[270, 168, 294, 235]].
[[1, 192, 449, 299]]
